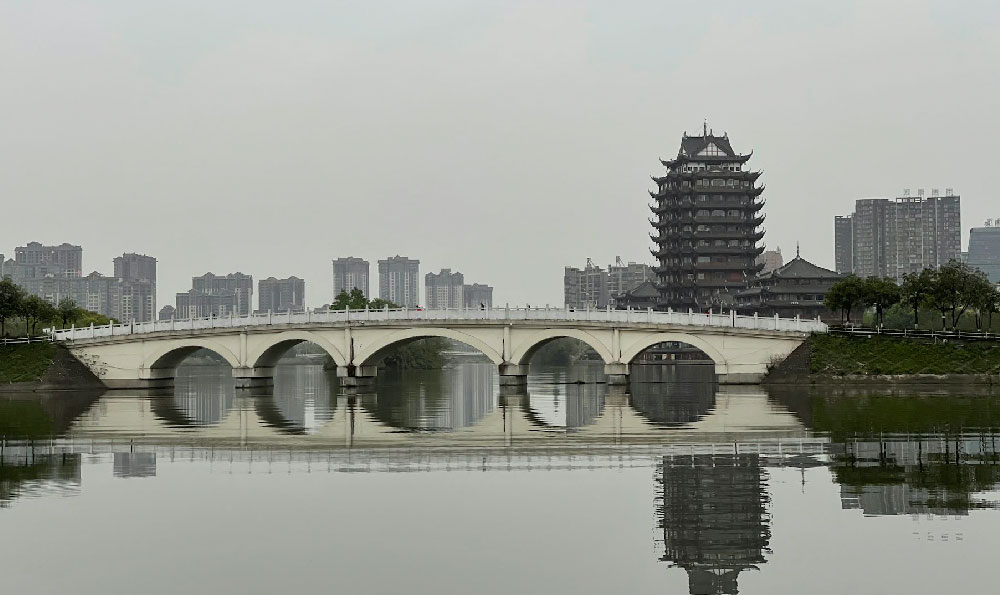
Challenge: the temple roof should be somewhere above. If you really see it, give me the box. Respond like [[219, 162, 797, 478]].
[[679, 133, 737, 158], [757, 256, 842, 282]]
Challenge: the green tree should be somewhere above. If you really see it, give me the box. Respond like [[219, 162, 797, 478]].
[[20, 295, 57, 336], [970, 280, 1000, 331], [330, 288, 369, 310], [861, 276, 901, 327], [900, 269, 935, 329], [0, 277, 27, 338], [57, 298, 82, 328], [824, 275, 865, 324], [928, 260, 990, 330], [368, 298, 400, 310]]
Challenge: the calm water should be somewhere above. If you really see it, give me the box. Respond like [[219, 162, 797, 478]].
[[3, 361, 1000, 594]]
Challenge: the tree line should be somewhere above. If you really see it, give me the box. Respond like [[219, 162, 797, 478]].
[[0, 277, 112, 338], [824, 260, 1000, 330]]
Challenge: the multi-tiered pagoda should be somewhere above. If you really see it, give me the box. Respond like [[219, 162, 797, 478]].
[[650, 127, 765, 311]]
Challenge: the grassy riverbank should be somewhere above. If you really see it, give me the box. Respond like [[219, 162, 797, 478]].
[[0, 342, 56, 384], [767, 334, 1000, 380]]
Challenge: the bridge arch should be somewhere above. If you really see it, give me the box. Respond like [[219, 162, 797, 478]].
[[511, 329, 614, 366], [144, 339, 242, 373], [354, 327, 503, 367], [619, 332, 727, 370], [247, 330, 349, 369]]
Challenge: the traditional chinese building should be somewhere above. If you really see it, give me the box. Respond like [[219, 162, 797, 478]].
[[650, 127, 765, 311], [735, 250, 842, 321]]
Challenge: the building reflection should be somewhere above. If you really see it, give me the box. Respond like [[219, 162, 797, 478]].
[[656, 454, 770, 595]]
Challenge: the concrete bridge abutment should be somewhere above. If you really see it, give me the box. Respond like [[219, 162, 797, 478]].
[[498, 364, 529, 387]]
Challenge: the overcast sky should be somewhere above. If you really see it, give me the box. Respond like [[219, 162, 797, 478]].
[[2, 0, 998, 309]]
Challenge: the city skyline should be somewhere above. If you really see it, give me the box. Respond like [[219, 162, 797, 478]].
[[2, 2, 996, 308]]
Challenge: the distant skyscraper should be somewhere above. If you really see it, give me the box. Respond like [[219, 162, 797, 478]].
[[258, 276, 305, 313], [607, 258, 654, 299], [175, 289, 239, 318], [425, 269, 464, 309], [379, 256, 419, 307], [968, 221, 1000, 283], [15, 242, 83, 277], [755, 248, 784, 275], [463, 283, 494, 309], [191, 272, 253, 315], [834, 216, 854, 274], [332, 257, 370, 299], [836, 190, 961, 280], [564, 259, 608, 309], [113, 253, 157, 322]]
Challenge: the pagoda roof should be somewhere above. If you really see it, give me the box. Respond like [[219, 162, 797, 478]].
[[757, 256, 842, 282], [619, 280, 659, 299], [660, 131, 752, 167]]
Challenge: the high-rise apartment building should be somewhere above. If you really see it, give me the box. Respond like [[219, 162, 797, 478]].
[[650, 129, 765, 310], [191, 272, 253, 315], [425, 269, 465, 309], [332, 257, 370, 299], [14, 242, 83, 277], [607, 258, 654, 298], [834, 216, 854, 274], [835, 190, 961, 280], [564, 259, 610, 309], [258, 276, 305, 313], [4, 245, 157, 321], [378, 256, 419, 307], [463, 283, 494, 309], [175, 289, 240, 318], [113, 253, 157, 322], [968, 221, 1000, 283]]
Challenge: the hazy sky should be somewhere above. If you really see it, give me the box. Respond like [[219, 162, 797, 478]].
[[2, 0, 998, 309]]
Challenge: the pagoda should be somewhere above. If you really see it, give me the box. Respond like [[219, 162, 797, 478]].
[[650, 126, 765, 311]]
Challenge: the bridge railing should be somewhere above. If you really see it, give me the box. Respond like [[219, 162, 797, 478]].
[[47, 306, 827, 341]]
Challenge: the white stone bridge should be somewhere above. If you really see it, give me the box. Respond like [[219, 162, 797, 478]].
[[48, 307, 826, 389]]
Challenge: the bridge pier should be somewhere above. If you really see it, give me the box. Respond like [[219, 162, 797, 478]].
[[232, 367, 274, 389], [603, 363, 630, 386], [498, 364, 528, 387], [337, 365, 378, 388]]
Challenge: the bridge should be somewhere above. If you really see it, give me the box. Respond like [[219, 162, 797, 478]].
[[48, 306, 826, 389]]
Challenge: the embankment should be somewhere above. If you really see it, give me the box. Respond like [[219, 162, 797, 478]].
[[0, 342, 105, 392], [766, 334, 1000, 385]]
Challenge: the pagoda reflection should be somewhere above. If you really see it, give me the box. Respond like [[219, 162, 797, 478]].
[[656, 453, 771, 594]]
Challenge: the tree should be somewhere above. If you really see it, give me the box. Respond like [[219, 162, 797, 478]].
[[0, 277, 26, 337], [900, 269, 935, 329], [57, 298, 82, 328], [970, 280, 1000, 331], [368, 298, 400, 310], [330, 288, 369, 310], [861, 277, 901, 328], [20, 295, 57, 336], [928, 260, 990, 330], [824, 276, 865, 324]]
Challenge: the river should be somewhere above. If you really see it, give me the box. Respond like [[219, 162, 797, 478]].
[[1, 360, 998, 594]]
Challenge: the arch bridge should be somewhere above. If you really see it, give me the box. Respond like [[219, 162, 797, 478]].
[[49, 307, 826, 389]]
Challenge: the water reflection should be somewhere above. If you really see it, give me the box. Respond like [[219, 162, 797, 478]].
[[0, 451, 81, 508], [153, 364, 235, 427], [525, 368, 606, 429], [364, 363, 497, 431], [631, 365, 717, 427], [256, 365, 338, 434], [656, 453, 770, 595]]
